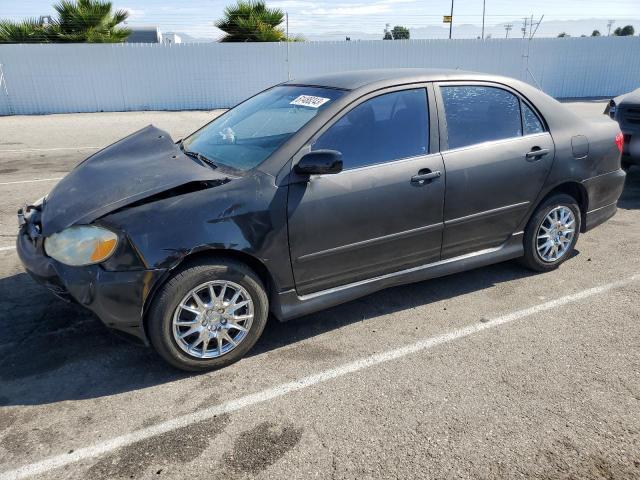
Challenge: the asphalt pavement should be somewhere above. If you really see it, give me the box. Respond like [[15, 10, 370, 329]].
[[0, 102, 639, 480]]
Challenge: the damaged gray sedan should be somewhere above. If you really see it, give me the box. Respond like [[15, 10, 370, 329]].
[[17, 69, 626, 371]]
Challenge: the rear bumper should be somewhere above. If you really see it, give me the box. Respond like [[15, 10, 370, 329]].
[[16, 229, 165, 344], [582, 168, 626, 232]]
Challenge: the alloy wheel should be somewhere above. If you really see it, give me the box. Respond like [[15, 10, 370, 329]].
[[536, 206, 576, 263], [172, 280, 254, 359]]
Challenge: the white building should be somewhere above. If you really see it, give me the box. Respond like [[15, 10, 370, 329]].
[[162, 33, 182, 45]]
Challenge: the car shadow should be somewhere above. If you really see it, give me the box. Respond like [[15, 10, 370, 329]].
[[0, 257, 543, 407], [251, 260, 538, 357]]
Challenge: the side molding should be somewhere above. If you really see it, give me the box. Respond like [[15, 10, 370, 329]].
[[272, 233, 524, 321]]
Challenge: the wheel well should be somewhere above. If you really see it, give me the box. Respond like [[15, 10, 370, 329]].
[[539, 182, 588, 231], [141, 249, 275, 341]]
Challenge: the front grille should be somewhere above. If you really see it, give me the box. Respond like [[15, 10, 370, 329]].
[[19, 204, 46, 253]]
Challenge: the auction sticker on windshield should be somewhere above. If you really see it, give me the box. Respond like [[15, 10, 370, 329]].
[[290, 95, 331, 108]]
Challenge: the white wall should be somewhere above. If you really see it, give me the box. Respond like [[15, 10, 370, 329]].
[[0, 37, 638, 115]]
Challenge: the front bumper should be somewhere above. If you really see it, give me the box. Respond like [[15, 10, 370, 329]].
[[16, 228, 166, 344], [582, 168, 626, 232]]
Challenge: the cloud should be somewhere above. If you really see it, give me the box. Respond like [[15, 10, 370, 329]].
[[308, 2, 391, 16], [301, 0, 419, 17], [268, 0, 318, 8], [122, 7, 144, 19]]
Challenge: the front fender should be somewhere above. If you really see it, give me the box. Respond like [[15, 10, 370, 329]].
[[102, 172, 294, 293]]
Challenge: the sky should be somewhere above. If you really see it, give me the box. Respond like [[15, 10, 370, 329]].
[[1, 0, 639, 39]]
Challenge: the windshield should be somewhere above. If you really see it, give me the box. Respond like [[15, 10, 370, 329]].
[[182, 86, 344, 171]]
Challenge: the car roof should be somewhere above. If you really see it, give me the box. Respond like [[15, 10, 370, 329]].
[[285, 68, 497, 91]]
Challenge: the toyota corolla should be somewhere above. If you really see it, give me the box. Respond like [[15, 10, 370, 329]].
[[17, 69, 626, 371]]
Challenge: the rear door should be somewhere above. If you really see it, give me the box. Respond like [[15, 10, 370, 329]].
[[435, 82, 555, 258], [287, 86, 445, 295]]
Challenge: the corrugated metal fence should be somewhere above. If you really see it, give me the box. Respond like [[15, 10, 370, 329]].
[[0, 36, 638, 115]]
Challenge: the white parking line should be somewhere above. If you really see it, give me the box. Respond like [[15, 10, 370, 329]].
[[0, 273, 637, 480], [0, 146, 100, 153], [0, 178, 63, 186]]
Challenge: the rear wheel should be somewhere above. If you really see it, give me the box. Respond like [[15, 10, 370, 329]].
[[148, 258, 268, 371], [520, 194, 581, 272]]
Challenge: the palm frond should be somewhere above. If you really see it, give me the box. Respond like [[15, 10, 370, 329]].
[[0, 18, 54, 43], [216, 0, 288, 42], [51, 0, 130, 42]]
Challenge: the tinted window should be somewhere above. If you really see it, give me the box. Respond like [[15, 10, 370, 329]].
[[183, 86, 343, 171], [441, 86, 522, 149], [522, 102, 544, 135], [313, 89, 428, 169]]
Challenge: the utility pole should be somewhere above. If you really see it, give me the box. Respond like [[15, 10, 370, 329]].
[[286, 12, 290, 80], [504, 23, 513, 38], [530, 14, 533, 39], [607, 19, 615, 36], [521, 17, 529, 38], [449, 0, 454, 39], [529, 15, 544, 39], [481, 0, 486, 39]]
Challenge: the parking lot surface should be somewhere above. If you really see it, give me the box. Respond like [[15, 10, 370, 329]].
[[1, 103, 639, 480]]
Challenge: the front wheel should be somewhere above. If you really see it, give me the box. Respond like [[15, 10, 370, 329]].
[[147, 258, 269, 372], [520, 194, 581, 272]]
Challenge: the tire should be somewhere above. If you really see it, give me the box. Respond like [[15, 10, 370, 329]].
[[520, 194, 581, 272], [147, 258, 269, 372], [621, 160, 631, 172]]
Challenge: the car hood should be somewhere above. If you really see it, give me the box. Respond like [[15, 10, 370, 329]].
[[40, 125, 230, 236]]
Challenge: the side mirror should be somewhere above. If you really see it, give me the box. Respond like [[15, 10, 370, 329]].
[[294, 150, 343, 175]]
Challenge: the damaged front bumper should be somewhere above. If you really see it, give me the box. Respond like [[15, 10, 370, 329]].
[[16, 225, 166, 344]]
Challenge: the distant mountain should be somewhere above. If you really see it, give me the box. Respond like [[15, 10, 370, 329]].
[[304, 18, 640, 41], [171, 18, 638, 43]]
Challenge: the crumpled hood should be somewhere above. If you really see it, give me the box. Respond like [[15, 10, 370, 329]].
[[40, 125, 230, 236]]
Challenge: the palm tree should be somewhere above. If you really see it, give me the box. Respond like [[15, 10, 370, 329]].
[[0, 0, 129, 43], [0, 18, 53, 43], [215, 1, 289, 42], [53, 0, 130, 42]]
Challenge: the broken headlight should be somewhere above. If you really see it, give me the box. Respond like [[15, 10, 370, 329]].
[[44, 225, 118, 266]]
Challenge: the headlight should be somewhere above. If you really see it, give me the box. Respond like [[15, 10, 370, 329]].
[[44, 226, 118, 266]]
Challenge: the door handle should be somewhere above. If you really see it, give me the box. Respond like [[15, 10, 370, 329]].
[[525, 148, 550, 160], [411, 170, 441, 185]]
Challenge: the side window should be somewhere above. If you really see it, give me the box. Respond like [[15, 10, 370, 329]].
[[522, 102, 544, 135], [441, 85, 522, 149], [313, 89, 429, 169]]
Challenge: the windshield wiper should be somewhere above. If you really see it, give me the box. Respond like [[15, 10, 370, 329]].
[[179, 141, 218, 169]]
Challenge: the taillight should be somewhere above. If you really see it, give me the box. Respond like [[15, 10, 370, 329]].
[[615, 132, 624, 153]]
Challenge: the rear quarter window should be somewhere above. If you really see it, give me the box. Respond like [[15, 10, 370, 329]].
[[522, 102, 545, 135]]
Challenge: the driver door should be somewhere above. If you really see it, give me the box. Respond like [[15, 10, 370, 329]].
[[287, 87, 445, 295]]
